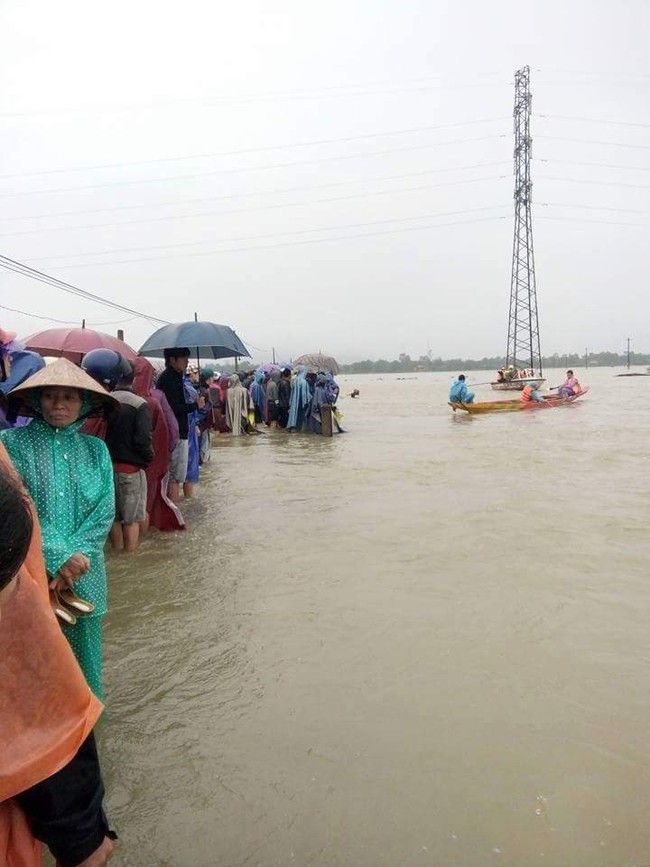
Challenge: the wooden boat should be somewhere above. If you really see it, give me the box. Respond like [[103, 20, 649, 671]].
[[449, 387, 589, 414]]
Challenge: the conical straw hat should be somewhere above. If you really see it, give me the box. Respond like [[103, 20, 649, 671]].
[[6, 357, 118, 418]]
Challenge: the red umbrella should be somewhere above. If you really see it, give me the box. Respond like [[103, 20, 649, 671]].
[[23, 326, 138, 365]]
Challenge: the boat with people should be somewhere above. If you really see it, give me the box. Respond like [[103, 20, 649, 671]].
[[492, 365, 545, 391], [449, 387, 589, 414]]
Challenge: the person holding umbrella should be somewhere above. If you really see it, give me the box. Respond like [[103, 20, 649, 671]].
[[155, 347, 205, 504]]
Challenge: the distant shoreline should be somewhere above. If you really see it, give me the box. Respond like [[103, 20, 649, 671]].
[[338, 352, 649, 375]]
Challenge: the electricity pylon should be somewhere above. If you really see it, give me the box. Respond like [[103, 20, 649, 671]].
[[506, 65, 542, 375]]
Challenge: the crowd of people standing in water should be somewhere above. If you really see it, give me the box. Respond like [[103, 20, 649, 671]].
[[0, 327, 342, 867]]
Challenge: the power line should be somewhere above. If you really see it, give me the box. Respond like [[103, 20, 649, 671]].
[[0, 304, 84, 325], [0, 303, 140, 326], [537, 134, 650, 151], [534, 68, 650, 82], [30, 213, 511, 270], [0, 255, 169, 323], [537, 158, 650, 173], [536, 113, 650, 129], [540, 202, 650, 215], [29, 204, 511, 264], [0, 117, 509, 179], [537, 174, 650, 189], [0, 174, 508, 238], [0, 135, 509, 199], [537, 215, 650, 228], [0, 75, 511, 118], [237, 337, 273, 353], [0, 160, 510, 223]]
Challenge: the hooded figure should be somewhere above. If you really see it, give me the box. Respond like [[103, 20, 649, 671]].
[[0, 358, 117, 700], [250, 369, 267, 424], [449, 375, 474, 404], [132, 357, 185, 533], [184, 375, 207, 489], [0, 349, 46, 429], [309, 373, 334, 434], [226, 373, 250, 435], [287, 366, 312, 431], [324, 372, 339, 404]]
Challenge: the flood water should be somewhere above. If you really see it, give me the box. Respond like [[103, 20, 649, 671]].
[[99, 368, 650, 867]]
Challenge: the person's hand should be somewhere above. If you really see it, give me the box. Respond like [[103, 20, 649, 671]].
[[57, 552, 91, 586], [48, 575, 67, 592], [64, 835, 114, 867]]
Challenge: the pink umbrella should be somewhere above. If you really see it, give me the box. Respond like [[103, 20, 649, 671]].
[[24, 326, 138, 365]]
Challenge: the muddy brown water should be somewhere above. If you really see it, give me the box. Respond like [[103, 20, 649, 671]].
[[96, 369, 650, 866]]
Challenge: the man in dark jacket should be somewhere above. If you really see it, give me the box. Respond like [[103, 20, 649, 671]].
[[155, 347, 204, 503], [106, 363, 154, 552], [81, 349, 154, 553], [277, 367, 292, 429]]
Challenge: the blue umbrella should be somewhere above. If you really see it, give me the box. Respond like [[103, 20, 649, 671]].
[[138, 320, 250, 361]]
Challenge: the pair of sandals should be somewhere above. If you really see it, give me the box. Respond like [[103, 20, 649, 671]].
[[52, 586, 95, 626]]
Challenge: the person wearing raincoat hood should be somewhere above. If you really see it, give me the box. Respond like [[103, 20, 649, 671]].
[[0, 358, 117, 701], [249, 369, 267, 424], [287, 366, 312, 431], [0, 330, 46, 430], [226, 373, 250, 435], [0, 349, 45, 429]]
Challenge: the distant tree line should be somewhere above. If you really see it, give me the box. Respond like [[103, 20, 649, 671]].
[[338, 351, 650, 374]]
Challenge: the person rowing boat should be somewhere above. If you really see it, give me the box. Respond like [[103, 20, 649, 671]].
[[449, 375, 475, 405]]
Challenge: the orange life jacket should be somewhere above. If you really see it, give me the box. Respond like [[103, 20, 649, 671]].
[[521, 385, 534, 402]]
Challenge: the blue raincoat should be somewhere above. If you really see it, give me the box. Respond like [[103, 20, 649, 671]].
[[287, 366, 312, 430], [250, 369, 267, 423], [184, 377, 207, 484], [449, 378, 474, 404], [0, 350, 46, 429]]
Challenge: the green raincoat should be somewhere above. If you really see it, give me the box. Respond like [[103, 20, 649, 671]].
[[0, 417, 114, 698]]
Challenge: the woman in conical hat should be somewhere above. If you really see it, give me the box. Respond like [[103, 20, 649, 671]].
[[0, 358, 117, 700]]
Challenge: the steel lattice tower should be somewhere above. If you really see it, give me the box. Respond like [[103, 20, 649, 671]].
[[506, 66, 542, 374]]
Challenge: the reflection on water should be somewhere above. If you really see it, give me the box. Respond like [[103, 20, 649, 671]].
[[99, 369, 650, 866]]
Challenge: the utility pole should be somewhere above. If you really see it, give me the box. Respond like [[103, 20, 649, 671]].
[[506, 66, 542, 376]]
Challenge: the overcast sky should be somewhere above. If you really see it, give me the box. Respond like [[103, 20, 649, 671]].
[[0, 0, 649, 363]]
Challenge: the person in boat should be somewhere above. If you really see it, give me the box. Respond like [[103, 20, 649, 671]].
[[496, 369, 506, 383], [449, 374, 475, 404], [521, 381, 545, 403], [558, 369, 581, 398]]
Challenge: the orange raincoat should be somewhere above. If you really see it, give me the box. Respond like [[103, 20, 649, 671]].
[[0, 442, 103, 866]]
